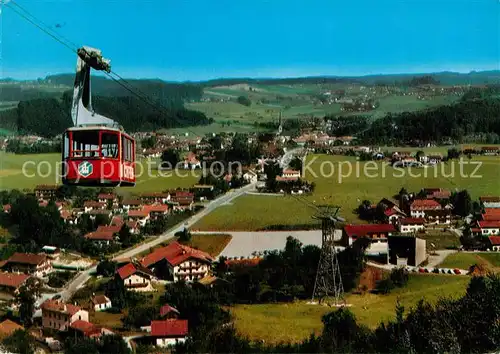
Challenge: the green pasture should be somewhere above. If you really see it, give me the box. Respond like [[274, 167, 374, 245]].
[[439, 252, 500, 269], [0, 152, 200, 192], [193, 154, 500, 231], [230, 274, 469, 344]]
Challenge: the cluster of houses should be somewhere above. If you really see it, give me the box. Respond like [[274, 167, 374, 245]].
[[31, 240, 216, 348], [337, 189, 500, 266]]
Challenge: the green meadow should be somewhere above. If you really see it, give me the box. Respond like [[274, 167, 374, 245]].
[[193, 154, 500, 231]]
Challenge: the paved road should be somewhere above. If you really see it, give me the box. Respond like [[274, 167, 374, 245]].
[[42, 182, 257, 303], [279, 148, 304, 168]]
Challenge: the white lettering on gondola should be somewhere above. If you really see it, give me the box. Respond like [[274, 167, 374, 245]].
[[122, 165, 134, 179]]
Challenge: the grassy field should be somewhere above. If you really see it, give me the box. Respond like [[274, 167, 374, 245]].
[[0, 152, 200, 192], [230, 274, 470, 344], [439, 252, 500, 269], [183, 233, 232, 257], [193, 154, 500, 231], [421, 229, 460, 250]]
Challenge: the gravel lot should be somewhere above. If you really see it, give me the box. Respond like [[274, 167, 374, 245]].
[[193, 230, 322, 258]]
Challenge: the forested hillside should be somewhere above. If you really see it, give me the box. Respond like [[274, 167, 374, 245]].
[[5, 90, 212, 137], [359, 95, 500, 145]]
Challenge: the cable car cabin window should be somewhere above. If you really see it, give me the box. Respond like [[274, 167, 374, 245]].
[[63, 133, 69, 159], [71, 131, 100, 158], [101, 132, 119, 159], [121, 136, 133, 162]]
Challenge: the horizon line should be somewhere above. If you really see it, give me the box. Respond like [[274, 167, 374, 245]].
[[2, 68, 499, 83]]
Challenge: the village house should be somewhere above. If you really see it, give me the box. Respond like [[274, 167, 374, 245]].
[[480, 196, 500, 209], [84, 231, 115, 246], [140, 242, 213, 282], [425, 210, 452, 225], [398, 218, 426, 234], [410, 199, 442, 218], [121, 199, 143, 211], [281, 169, 301, 178], [60, 210, 78, 224], [476, 221, 500, 236], [170, 192, 194, 212], [116, 262, 156, 292], [183, 152, 201, 169], [144, 204, 169, 219], [96, 225, 122, 234], [87, 209, 113, 220], [41, 299, 89, 331], [150, 319, 188, 347], [0, 319, 23, 338], [388, 234, 427, 267], [243, 170, 258, 184], [41, 246, 61, 260], [341, 224, 396, 255], [97, 193, 118, 206], [128, 209, 150, 227], [139, 192, 170, 204], [160, 304, 180, 319], [3, 204, 10, 213], [34, 185, 58, 200], [482, 208, 500, 221], [2, 253, 51, 277], [0, 272, 30, 296], [423, 188, 451, 200], [92, 295, 112, 312], [70, 320, 114, 339], [481, 146, 499, 156], [83, 201, 107, 213], [488, 236, 500, 251]]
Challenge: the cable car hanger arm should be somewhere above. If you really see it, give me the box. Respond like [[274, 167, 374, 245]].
[[71, 46, 122, 130]]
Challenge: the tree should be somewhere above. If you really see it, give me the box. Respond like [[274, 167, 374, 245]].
[[141, 136, 157, 149], [2, 329, 35, 354], [236, 96, 251, 106], [177, 228, 192, 243], [447, 148, 461, 160], [96, 259, 117, 277], [264, 161, 283, 192], [118, 224, 133, 248], [288, 156, 303, 172], [161, 149, 181, 169], [451, 189, 472, 217], [16, 278, 42, 326]]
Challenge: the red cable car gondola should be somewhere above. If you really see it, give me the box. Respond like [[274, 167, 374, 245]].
[[62, 47, 135, 187]]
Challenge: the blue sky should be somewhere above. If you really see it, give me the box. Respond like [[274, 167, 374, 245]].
[[2, 0, 499, 80]]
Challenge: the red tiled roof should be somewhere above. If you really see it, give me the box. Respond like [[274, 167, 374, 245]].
[[7, 252, 47, 266], [488, 236, 500, 246], [128, 210, 149, 218], [160, 304, 179, 317], [471, 228, 481, 233], [2, 205, 10, 212], [127, 221, 138, 229], [482, 214, 500, 221], [428, 191, 451, 199], [400, 218, 426, 225], [70, 320, 95, 333], [410, 199, 441, 209], [41, 299, 81, 315], [111, 216, 124, 227], [141, 241, 213, 268], [151, 319, 188, 337], [96, 225, 122, 233], [83, 201, 106, 208], [0, 272, 30, 289], [276, 176, 299, 182], [0, 320, 23, 337], [282, 169, 300, 174], [478, 221, 500, 229], [344, 224, 396, 238], [60, 210, 72, 220], [88, 209, 112, 215], [384, 208, 399, 217], [480, 196, 500, 203], [98, 193, 115, 200], [144, 204, 169, 213], [116, 262, 154, 280], [85, 231, 114, 241], [35, 184, 58, 191]]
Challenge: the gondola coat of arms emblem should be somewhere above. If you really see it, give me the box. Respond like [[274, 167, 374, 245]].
[[78, 161, 93, 177]]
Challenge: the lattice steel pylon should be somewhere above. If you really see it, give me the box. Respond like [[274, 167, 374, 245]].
[[311, 205, 345, 306]]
